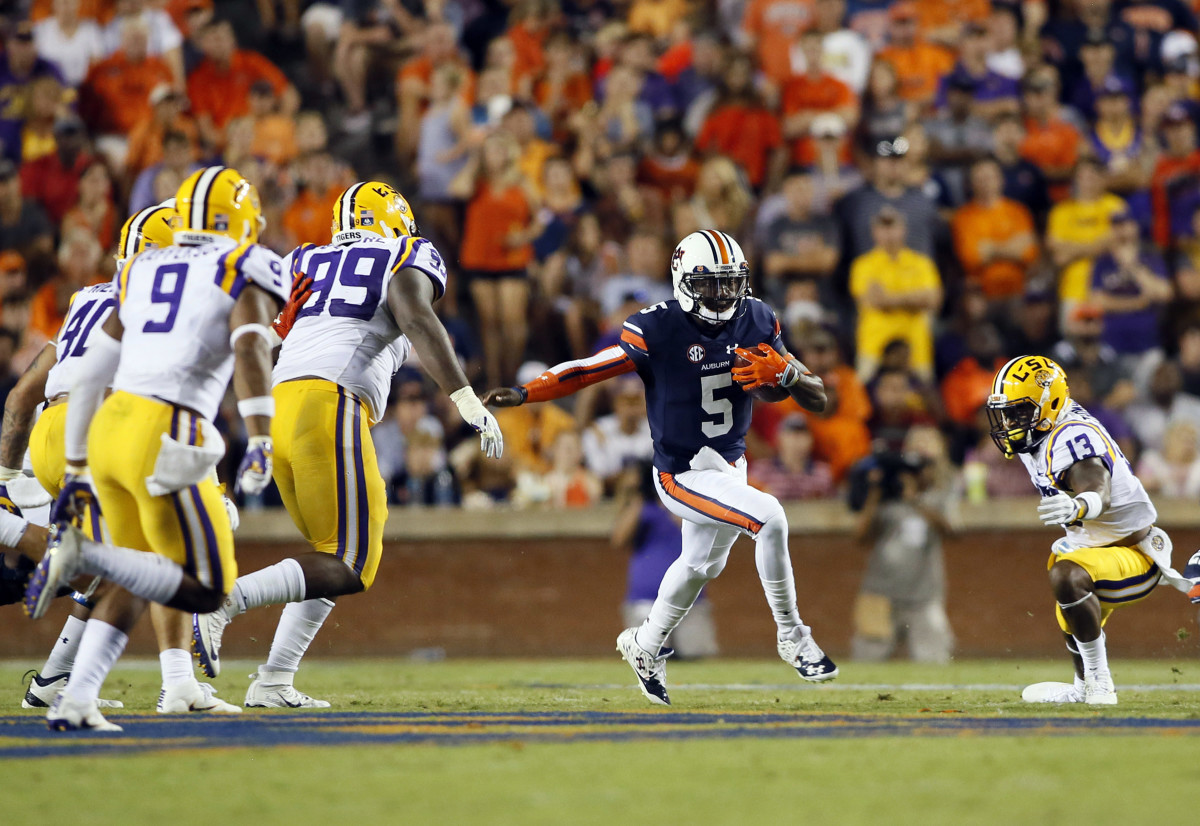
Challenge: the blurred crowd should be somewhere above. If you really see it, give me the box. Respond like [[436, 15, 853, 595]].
[[5, 0, 1200, 515]]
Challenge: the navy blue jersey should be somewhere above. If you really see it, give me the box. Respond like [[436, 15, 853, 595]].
[[618, 298, 784, 474]]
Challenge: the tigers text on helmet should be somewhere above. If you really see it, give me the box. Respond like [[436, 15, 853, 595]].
[[670, 230, 750, 325], [114, 199, 176, 271], [331, 182, 418, 245], [173, 166, 265, 245], [986, 355, 1070, 457]]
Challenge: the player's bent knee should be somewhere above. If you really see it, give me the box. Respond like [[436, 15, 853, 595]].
[[1049, 559, 1093, 597], [754, 510, 788, 543]]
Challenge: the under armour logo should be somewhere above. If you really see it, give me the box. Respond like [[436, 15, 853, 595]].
[[726, 344, 740, 354], [801, 664, 822, 675]]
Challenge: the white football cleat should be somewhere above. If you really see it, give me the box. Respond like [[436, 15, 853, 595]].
[[616, 627, 672, 705], [24, 524, 86, 620], [22, 671, 123, 709], [1084, 671, 1118, 705], [245, 671, 331, 708], [778, 628, 839, 682], [1021, 681, 1084, 703], [46, 693, 122, 732], [157, 680, 242, 714], [192, 600, 233, 678]]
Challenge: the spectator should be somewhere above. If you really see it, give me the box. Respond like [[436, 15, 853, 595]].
[[537, 429, 602, 508], [1180, 323, 1200, 397], [393, 429, 460, 507], [852, 424, 956, 663], [798, 0, 872, 95], [1046, 157, 1127, 308], [1135, 420, 1200, 498], [676, 33, 725, 133], [807, 113, 862, 212], [628, 0, 688, 40], [925, 73, 994, 207], [876, 2, 954, 109], [492, 361, 579, 477], [1123, 360, 1200, 452], [674, 156, 753, 240], [849, 206, 942, 380], [186, 19, 298, 150], [29, 229, 104, 341], [1150, 104, 1200, 250], [80, 16, 174, 169], [280, 151, 342, 248], [637, 120, 699, 208], [582, 375, 654, 489], [1050, 304, 1137, 411], [61, 159, 116, 250], [780, 28, 858, 169], [790, 326, 872, 482], [0, 20, 67, 163], [867, 366, 935, 450], [1089, 76, 1152, 224], [415, 64, 473, 274], [1090, 210, 1173, 358], [987, 115, 1050, 223], [859, 59, 911, 150], [20, 114, 92, 225], [1068, 31, 1133, 123], [1019, 66, 1083, 203], [934, 22, 1019, 121], [836, 137, 940, 259], [1001, 287, 1060, 358], [914, 0, 991, 48], [952, 156, 1039, 300], [123, 83, 197, 182], [102, 0, 186, 86], [940, 321, 1007, 432], [762, 169, 840, 309], [985, 3, 1024, 80], [33, 0, 107, 89], [0, 251, 28, 310], [395, 22, 473, 162], [0, 158, 53, 268], [741, 0, 814, 87], [127, 127, 199, 213], [694, 50, 785, 191], [749, 414, 836, 500], [613, 461, 717, 660], [534, 31, 592, 141], [16, 74, 67, 166], [451, 132, 547, 388]]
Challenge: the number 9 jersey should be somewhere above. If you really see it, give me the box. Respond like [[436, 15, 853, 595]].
[[272, 235, 449, 424], [113, 237, 289, 422], [1018, 399, 1156, 547]]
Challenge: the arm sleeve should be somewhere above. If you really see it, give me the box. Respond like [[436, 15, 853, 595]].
[[523, 346, 637, 403], [1044, 422, 1117, 489]]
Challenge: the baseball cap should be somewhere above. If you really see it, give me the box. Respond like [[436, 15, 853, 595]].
[[889, 1, 917, 22], [1098, 75, 1130, 98], [1071, 304, 1104, 323], [0, 250, 25, 272], [811, 112, 846, 139], [148, 83, 179, 105], [946, 70, 977, 93], [874, 137, 909, 158], [1164, 103, 1192, 126]]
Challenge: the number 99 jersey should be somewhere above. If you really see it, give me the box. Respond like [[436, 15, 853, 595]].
[[1018, 400, 1156, 546], [272, 235, 449, 424], [113, 238, 289, 422]]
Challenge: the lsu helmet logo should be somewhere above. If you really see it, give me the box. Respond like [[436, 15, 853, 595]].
[[1034, 369, 1054, 389]]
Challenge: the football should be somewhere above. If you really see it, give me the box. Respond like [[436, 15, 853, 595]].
[[732, 351, 790, 403]]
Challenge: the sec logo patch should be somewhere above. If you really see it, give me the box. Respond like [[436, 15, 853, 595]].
[[687, 344, 706, 363]]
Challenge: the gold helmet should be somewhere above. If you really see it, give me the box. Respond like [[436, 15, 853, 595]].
[[986, 355, 1070, 457], [115, 199, 176, 271], [174, 166, 264, 245], [331, 181, 418, 245]]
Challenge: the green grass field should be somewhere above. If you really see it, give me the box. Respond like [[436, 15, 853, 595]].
[[4, 658, 1200, 825]]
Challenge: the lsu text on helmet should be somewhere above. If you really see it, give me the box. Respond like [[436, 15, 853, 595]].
[[670, 229, 750, 325], [174, 166, 265, 245], [986, 355, 1070, 457], [115, 198, 176, 271], [331, 181, 418, 245]]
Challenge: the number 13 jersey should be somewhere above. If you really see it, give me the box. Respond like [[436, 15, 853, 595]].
[[1018, 400, 1156, 546], [113, 237, 288, 421], [273, 235, 449, 424]]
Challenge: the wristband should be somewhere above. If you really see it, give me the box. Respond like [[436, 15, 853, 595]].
[[0, 466, 19, 483], [237, 396, 275, 419], [65, 462, 87, 477], [1075, 491, 1103, 521], [230, 323, 275, 348], [450, 386, 487, 422], [516, 386, 528, 403]]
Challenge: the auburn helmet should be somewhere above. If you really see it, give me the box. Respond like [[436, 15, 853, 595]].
[[115, 199, 176, 271], [670, 229, 751, 325], [986, 355, 1070, 457], [174, 166, 264, 245], [331, 181, 418, 245]]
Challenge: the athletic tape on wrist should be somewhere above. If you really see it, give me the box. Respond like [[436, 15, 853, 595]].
[[229, 323, 274, 348], [1075, 491, 1103, 521], [237, 396, 275, 419]]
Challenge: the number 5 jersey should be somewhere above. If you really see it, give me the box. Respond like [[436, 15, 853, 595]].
[[1017, 400, 1156, 547], [273, 235, 448, 424]]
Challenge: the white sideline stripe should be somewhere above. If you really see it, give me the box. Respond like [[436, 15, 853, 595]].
[[527, 682, 1200, 693]]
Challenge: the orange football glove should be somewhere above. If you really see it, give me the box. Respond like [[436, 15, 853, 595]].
[[732, 344, 806, 391], [1189, 582, 1200, 604], [272, 275, 313, 341]]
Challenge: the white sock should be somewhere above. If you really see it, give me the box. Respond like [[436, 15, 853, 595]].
[[1074, 632, 1109, 675], [79, 538, 184, 605], [635, 557, 708, 655], [256, 667, 295, 686], [62, 620, 128, 705], [754, 513, 801, 632], [761, 578, 801, 633], [159, 648, 194, 687], [41, 615, 86, 677], [264, 598, 334, 673], [228, 558, 306, 617]]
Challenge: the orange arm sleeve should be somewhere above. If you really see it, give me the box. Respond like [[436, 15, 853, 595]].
[[522, 346, 637, 403]]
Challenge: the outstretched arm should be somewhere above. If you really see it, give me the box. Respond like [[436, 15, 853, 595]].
[[482, 346, 637, 407], [0, 342, 56, 473]]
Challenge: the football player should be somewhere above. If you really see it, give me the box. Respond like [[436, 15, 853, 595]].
[[1, 202, 239, 714], [986, 356, 1192, 705], [484, 229, 837, 705], [191, 181, 502, 708], [23, 166, 289, 730]]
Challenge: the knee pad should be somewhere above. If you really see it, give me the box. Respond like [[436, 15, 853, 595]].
[[755, 510, 788, 543]]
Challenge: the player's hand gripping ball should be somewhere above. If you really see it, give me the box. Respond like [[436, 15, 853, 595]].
[[731, 345, 792, 403]]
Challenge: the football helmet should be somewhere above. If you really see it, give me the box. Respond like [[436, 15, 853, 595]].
[[331, 181, 418, 245], [670, 230, 750, 325], [174, 166, 264, 245], [114, 199, 176, 271], [986, 355, 1070, 457]]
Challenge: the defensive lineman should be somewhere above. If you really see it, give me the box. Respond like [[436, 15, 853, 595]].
[[986, 356, 1191, 704], [192, 182, 502, 707], [24, 166, 289, 730], [484, 230, 837, 705]]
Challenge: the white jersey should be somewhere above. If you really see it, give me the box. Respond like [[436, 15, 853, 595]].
[[1018, 400, 1156, 547], [113, 238, 288, 421], [44, 282, 118, 400], [273, 235, 449, 423]]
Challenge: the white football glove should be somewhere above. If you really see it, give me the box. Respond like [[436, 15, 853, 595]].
[[450, 386, 504, 459], [6, 473, 52, 509], [236, 436, 274, 496], [222, 494, 240, 531], [1037, 492, 1083, 527]]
